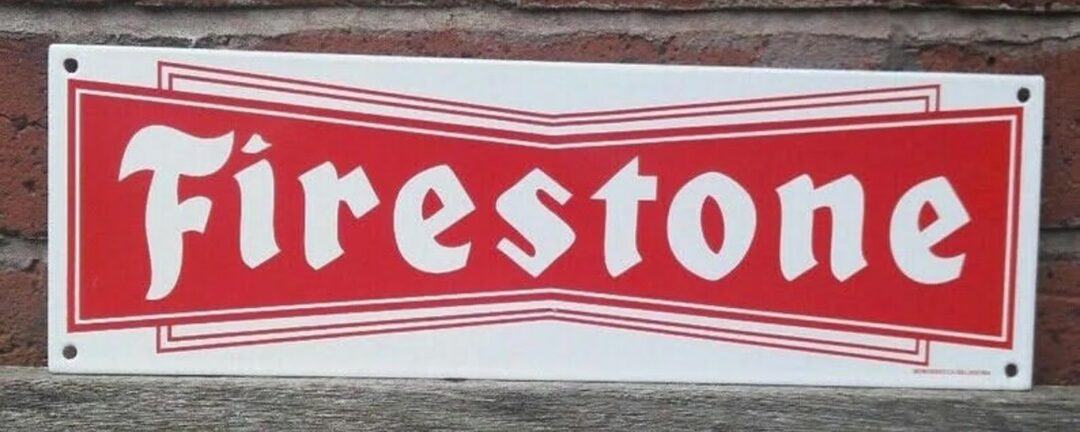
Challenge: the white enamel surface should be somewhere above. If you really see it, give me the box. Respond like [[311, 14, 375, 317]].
[[47, 45, 1043, 389]]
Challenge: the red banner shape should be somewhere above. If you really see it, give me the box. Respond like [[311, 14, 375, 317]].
[[68, 79, 1021, 349]]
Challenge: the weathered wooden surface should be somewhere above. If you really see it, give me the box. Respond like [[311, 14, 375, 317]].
[[1, 367, 1078, 431]]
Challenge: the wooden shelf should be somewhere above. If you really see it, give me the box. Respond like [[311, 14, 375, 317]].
[[1, 367, 1078, 430]]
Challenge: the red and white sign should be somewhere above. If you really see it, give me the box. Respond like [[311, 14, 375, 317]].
[[48, 45, 1044, 389]]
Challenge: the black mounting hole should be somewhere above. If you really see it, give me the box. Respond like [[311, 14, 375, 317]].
[[1017, 87, 1031, 103], [62, 344, 77, 360], [63, 58, 78, 74], [1005, 363, 1019, 378]]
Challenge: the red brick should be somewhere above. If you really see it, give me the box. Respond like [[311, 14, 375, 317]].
[[0, 37, 48, 132], [0, 123, 46, 237], [0, 264, 45, 366], [1036, 296, 1080, 384], [1040, 256, 1080, 298], [244, 30, 891, 69], [0, 37, 49, 237], [249, 30, 764, 65], [1034, 233, 1079, 384]]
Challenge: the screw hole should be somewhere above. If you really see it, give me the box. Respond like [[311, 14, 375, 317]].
[[1017, 87, 1030, 103], [62, 344, 78, 360], [1005, 363, 1019, 378], [63, 58, 78, 74]]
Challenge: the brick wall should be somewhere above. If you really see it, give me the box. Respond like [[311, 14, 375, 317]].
[[0, 0, 1078, 384]]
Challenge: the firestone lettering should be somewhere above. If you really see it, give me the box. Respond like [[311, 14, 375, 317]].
[[121, 125, 971, 301]]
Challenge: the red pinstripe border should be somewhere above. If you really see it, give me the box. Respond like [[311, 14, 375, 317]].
[[158, 309, 930, 366], [157, 61, 941, 122], [164, 72, 932, 127], [162, 307, 922, 354]]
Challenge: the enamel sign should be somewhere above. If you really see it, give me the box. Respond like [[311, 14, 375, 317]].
[[48, 45, 1044, 389]]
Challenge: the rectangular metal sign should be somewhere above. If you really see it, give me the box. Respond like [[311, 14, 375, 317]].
[[48, 45, 1044, 389]]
